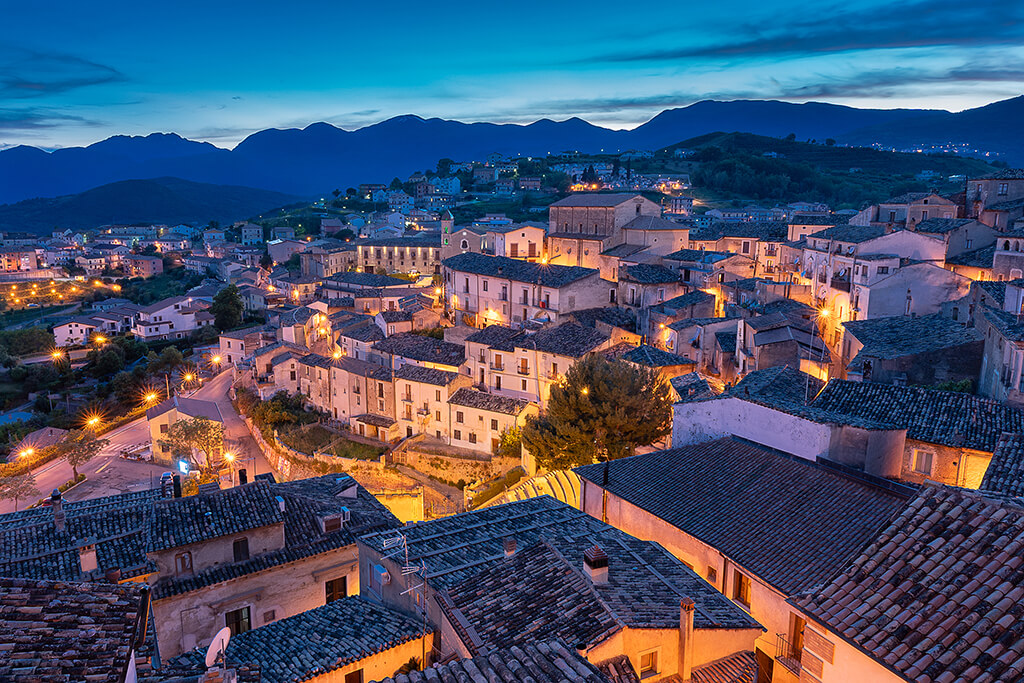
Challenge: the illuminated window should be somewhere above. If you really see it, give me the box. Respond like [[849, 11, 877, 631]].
[[640, 650, 658, 676], [733, 571, 751, 608]]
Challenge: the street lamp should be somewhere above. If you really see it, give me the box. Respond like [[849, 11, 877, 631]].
[[94, 335, 107, 344], [19, 447, 34, 458]]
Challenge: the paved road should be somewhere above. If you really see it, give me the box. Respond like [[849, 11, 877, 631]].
[[0, 369, 272, 514]]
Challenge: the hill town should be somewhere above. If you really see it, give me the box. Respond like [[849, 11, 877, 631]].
[[3, 136, 1024, 683]]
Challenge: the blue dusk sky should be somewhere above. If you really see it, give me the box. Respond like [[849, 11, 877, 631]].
[[1, 0, 1022, 149]]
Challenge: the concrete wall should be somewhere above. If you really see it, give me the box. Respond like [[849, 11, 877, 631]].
[[301, 635, 433, 683], [672, 397, 832, 461], [151, 544, 361, 658]]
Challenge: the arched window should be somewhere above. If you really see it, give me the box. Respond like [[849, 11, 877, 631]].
[[460, 239, 468, 249], [1005, 241, 1011, 251]]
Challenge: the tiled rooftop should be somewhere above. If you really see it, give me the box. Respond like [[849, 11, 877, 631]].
[[0, 475, 400, 596], [810, 379, 1024, 452], [914, 217, 974, 234], [0, 577, 147, 683], [373, 333, 466, 366], [653, 290, 715, 313], [576, 437, 911, 594], [394, 364, 458, 386], [565, 307, 637, 333], [448, 387, 531, 415], [343, 323, 386, 343], [979, 433, 1024, 496], [550, 193, 642, 207], [517, 322, 609, 358], [327, 271, 410, 287], [691, 221, 788, 242], [663, 248, 732, 264], [376, 640, 613, 683], [812, 224, 887, 243], [621, 263, 680, 284], [172, 596, 428, 683], [841, 313, 983, 360], [609, 344, 694, 368], [439, 533, 760, 655], [443, 252, 598, 288], [792, 484, 1024, 683], [465, 324, 525, 351]]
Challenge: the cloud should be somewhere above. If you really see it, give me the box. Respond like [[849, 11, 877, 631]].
[[591, 0, 1024, 62], [0, 45, 124, 98], [0, 107, 101, 131]]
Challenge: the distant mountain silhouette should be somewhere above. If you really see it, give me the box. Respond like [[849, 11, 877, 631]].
[[0, 177, 300, 233], [1, 97, 1021, 205]]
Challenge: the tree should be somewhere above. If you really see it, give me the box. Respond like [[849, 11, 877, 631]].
[[210, 284, 244, 331], [90, 344, 126, 378], [332, 188, 341, 199], [389, 177, 404, 190], [825, 138, 836, 146], [110, 371, 139, 406], [345, 187, 357, 197], [0, 472, 39, 512], [259, 253, 273, 269], [521, 355, 672, 470], [60, 430, 109, 479], [148, 346, 184, 375], [159, 417, 224, 471]]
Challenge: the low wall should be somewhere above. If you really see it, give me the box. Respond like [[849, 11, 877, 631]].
[[398, 448, 519, 486]]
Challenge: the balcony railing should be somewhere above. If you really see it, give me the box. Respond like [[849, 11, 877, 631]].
[[517, 367, 530, 375], [775, 634, 802, 676], [490, 363, 505, 371]]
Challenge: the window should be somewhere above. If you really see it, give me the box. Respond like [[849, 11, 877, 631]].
[[521, 379, 527, 390], [456, 411, 464, 424], [469, 432, 477, 444], [707, 566, 718, 584], [733, 570, 751, 608], [639, 650, 659, 677], [878, 266, 889, 274], [225, 606, 251, 636], [482, 280, 488, 292], [233, 538, 249, 562], [174, 551, 193, 575], [741, 241, 750, 254], [344, 671, 364, 683], [326, 576, 348, 603], [913, 449, 934, 475], [999, 182, 1009, 196], [160, 423, 169, 434], [454, 429, 462, 440], [491, 419, 499, 431]]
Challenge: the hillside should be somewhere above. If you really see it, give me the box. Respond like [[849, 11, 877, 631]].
[[665, 132, 1002, 209], [1, 97, 1022, 205], [0, 177, 301, 233]]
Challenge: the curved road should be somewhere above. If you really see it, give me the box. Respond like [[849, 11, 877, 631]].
[[0, 369, 271, 514]]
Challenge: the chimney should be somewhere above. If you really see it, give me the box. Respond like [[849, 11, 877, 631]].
[[160, 472, 174, 498], [79, 543, 98, 574], [583, 546, 609, 585], [105, 568, 122, 583], [238, 468, 248, 485], [678, 598, 695, 681], [503, 537, 516, 558], [172, 474, 182, 498], [52, 489, 65, 532], [276, 495, 286, 512]]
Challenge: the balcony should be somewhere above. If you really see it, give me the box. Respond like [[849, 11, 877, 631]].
[[517, 367, 530, 376], [417, 407, 430, 416], [401, 395, 414, 403], [830, 278, 851, 293], [775, 634, 802, 676], [490, 363, 505, 371]]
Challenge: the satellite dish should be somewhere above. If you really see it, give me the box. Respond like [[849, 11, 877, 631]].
[[205, 627, 232, 668]]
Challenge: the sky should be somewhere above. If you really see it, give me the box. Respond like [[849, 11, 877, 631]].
[[1, 0, 1022, 149]]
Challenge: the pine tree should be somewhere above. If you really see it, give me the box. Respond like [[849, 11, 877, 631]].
[[210, 285, 244, 331], [521, 355, 673, 470]]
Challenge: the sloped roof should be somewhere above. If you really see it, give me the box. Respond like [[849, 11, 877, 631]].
[[183, 596, 428, 683], [979, 432, 1024, 496], [611, 344, 694, 368], [394, 364, 458, 386], [515, 322, 609, 358], [621, 263, 680, 284], [449, 387, 530, 415], [550, 193, 642, 207], [443, 252, 597, 288], [812, 224, 887, 243], [576, 437, 911, 594], [144, 396, 223, 422], [841, 313, 983, 360], [0, 577, 147, 683], [378, 640, 612, 683], [792, 485, 1024, 683], [372, 333, 466, 367], [914, 217, 974, 234], [620, 215, 688, 231], [811, 379, 1024, 452]]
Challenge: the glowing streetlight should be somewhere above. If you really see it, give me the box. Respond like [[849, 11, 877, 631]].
[[183, 372, 195, 383], [94, 335, 107, 344], [434, 287, 442, 295], [223, 451, 235, 463], [332, 350, 342, 359], [818, 308, 831, 319], [19, 447, 34, 458], [211, 355, 222, 365], [581, 387, 589, 396], [86, 416, 101, 428], [145, 392, 159, 403], [51, 349, 65, 362]]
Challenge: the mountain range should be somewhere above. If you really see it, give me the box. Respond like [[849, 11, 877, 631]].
[[1, 96, 1022, 207], [0, 178, 300, 233]]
